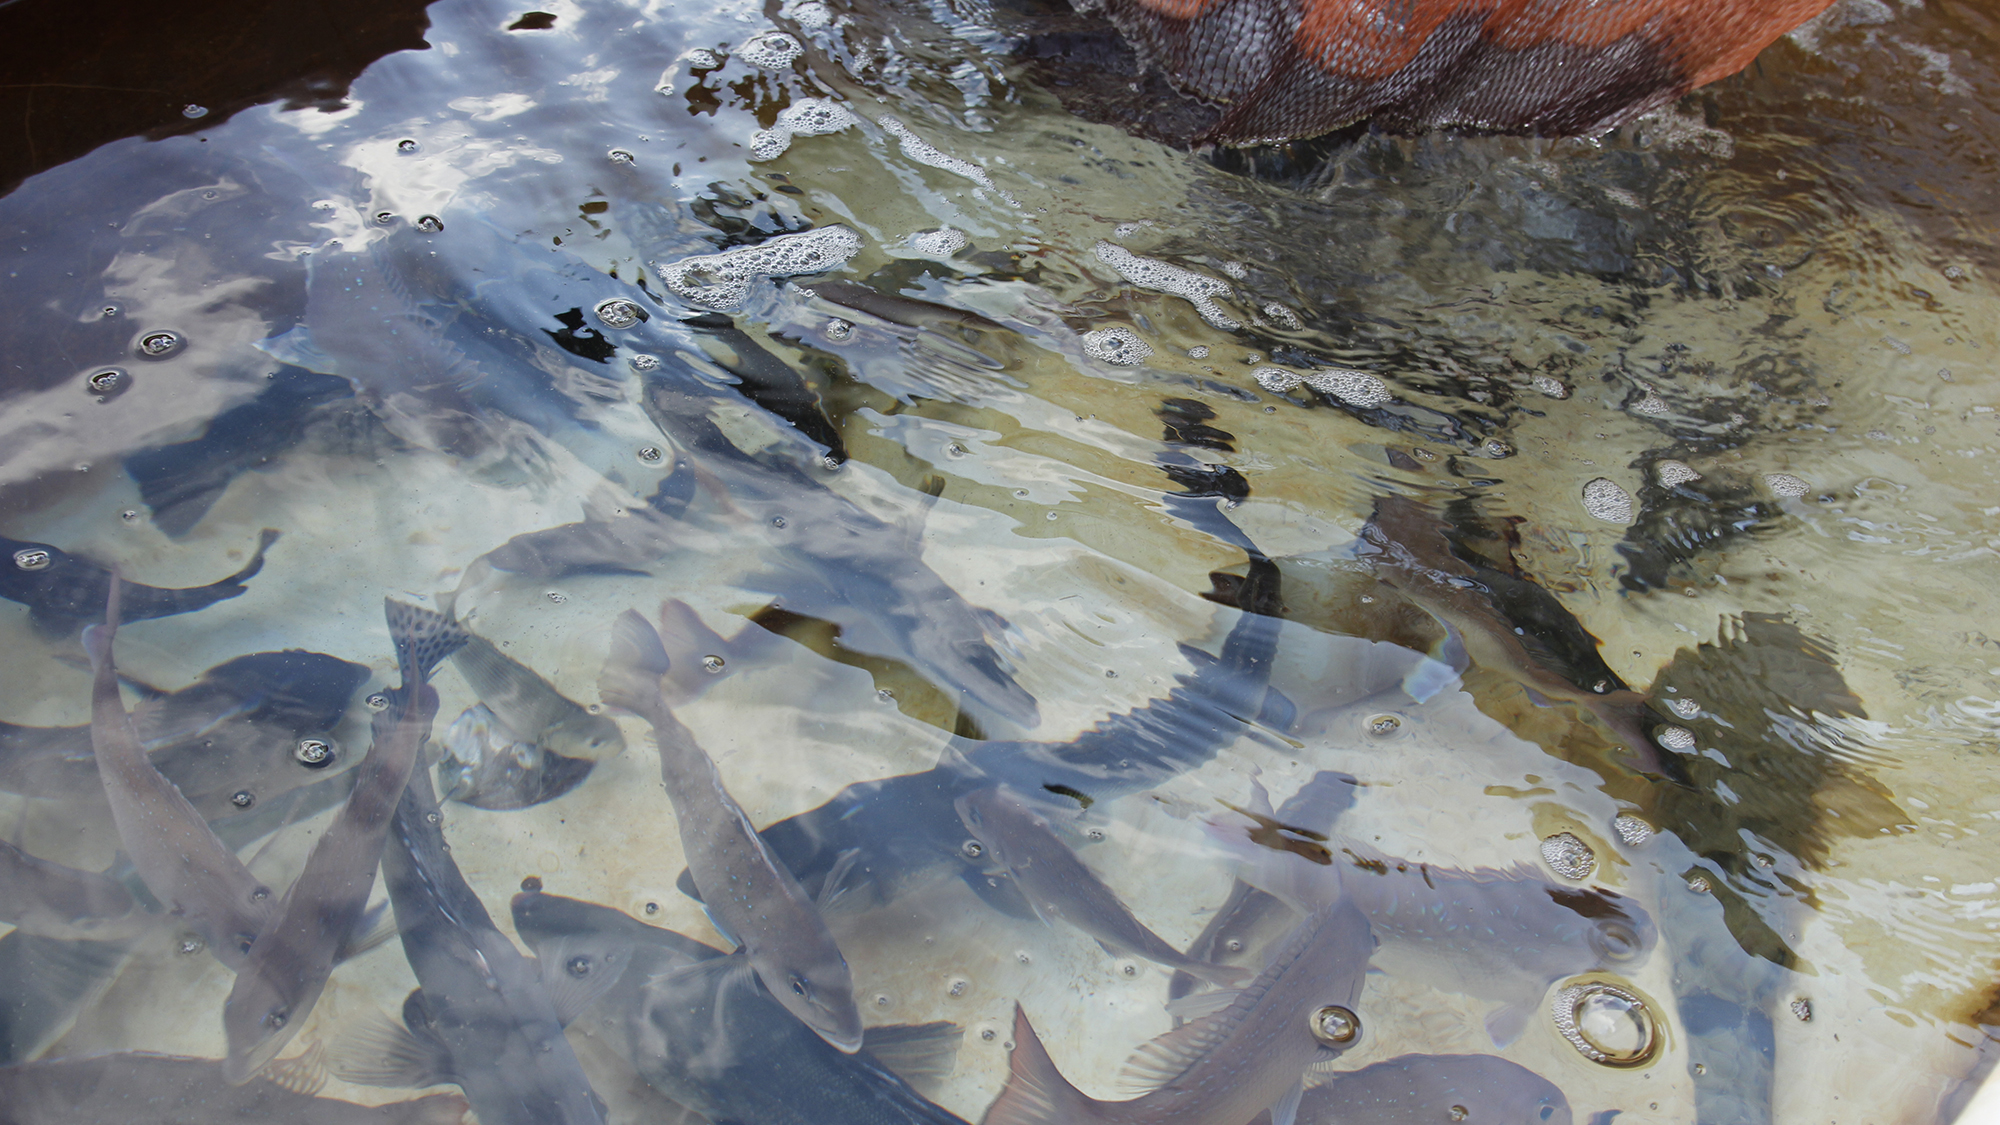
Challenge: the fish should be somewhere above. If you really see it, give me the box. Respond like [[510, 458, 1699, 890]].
[[599, 607, 862, 1053], [450, 629, 623, 763], [436, 704, 596, 810], [1278, 1054, 1572, 1125], [222, 599, 464, 1082], [1, 528, 278, 634], [0, 649, 371, 820], [363, 765, 606, 1125], [984, 899, 1376, 1125], [509, 890, 972, 1125], [0, 931, 135, 1065], [0, 1052, 467, 1125], [955, 785, 1249, 987], [84, 577, 275, 970], [0, 839, 143, 941]]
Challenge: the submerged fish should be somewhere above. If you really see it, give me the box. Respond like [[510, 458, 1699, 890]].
[[450, 631, 622, 763], [1283, 1054, 1572, 1125], [222, 600, 463, 1082], [600, 607, 862, 1053], [84, 578, 274, 970], [511, 890, 972, 1125], [368, 766, 605, 1125], [437, 704, 596, 810], [0, 839, 143, 941], [956, 785, 1248, 987], [986, 900, 1375, 1125], [0, 1053, 466, 1125], [0, 649, 370, 819], [0, 528, 278, 634]]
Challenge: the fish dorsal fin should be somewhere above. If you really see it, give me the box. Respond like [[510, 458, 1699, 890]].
[[1161, 987, 1241, 1022], [384, 599, 470, 688], [539, 936, 632, 1026], [1119, 1003, 1245, 1091], [329, 1008, 453, 1090], [861, 1021, 963, 1097], [1268, 1079, 1304, 1125], [264, 1040, 329, 1096]]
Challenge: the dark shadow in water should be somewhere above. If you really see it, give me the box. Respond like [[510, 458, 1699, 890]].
[[0, 0, 435, 198]]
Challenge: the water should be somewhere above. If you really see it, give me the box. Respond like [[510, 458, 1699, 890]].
[[0, 0, 1996, 1122]]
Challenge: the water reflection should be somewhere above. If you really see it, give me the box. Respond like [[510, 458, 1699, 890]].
[[0, 0, 1993, 1123]]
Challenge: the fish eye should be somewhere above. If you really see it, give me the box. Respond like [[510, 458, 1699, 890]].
[[790, 976, 810, 998], [1540, 1107, 1555, 1121]]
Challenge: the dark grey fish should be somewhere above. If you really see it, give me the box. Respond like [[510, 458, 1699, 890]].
[[509, 891, 972, 1125], [600, 608, 862, 1053], [364, 766, 605, 1125], [955, 785, 1248, 987], [1281, 1054, 1572, 1125], [986, 900, 1376, 1125], [436, 704, 596, 810], [0, 528, 278, 635], [0, 1053, 467, 1125], [0, 649, 370, 820], [222, 600, 463, 1082], [0, 839, 143, 941], [84, 578, 274, 970]]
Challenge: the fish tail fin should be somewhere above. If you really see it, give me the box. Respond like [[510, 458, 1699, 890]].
[[384, 599, 470, 688], [982, 1004, 1095, 1125], [599, 609, 670, 715], [82, 573, 124, 680], [224, 528, 282, 587]]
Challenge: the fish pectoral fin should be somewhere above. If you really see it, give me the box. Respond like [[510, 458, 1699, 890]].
[[328, 1009, 453, 1090], [698, 902, 743, 951], [1268, 1079, 1304, 1125], [860, 1021, 963, 1097], [540, 936, 632, 1026], [335, 900, 398, 963], [1485, 1001, 1533, 1047], [817, 847, 863, 912], [1119, 1007, 1238, 1091], [1161, 987, 1241, 1021]]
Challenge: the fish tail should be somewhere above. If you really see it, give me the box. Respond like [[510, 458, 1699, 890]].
[[384, 599, 471, 688], [82, 573, 125, 675], [598, 609, 670, 715], [981, 1004, 1096, 1125]]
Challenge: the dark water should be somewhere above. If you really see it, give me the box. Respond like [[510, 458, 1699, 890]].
[[0, 0, 1996, 1122]]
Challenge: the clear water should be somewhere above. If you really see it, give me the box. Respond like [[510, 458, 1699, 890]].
[[1, 0, 1996, 1122]]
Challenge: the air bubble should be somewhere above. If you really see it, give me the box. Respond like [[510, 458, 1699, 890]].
[[947, 976, 969, 997], [1187, 345, 1209, 359], [546, 591, 568, 604], [415, 216, 444, 233], [825, 318, 852, 341], [1085, 828, 1106, 841], [701, 655, 725, 673], [1612, 816, 1653, 846], [1656, 460, 1700, 486], [1581, 478, 1634, 523], [1094, 242, 1238, 330], [1687, 874, 1711, 894], [295, 739, 333, 767], [375, 211, 396, 225], [643, 901, 661, 915], [594, 299, 645, 329], [230, 790, 255, 809], [978, 1025, 997, 1042], [638, 446, 664, 464], [1764, 472, 1810, 497], [1481, 439, 1513, 458], [365, 692, 390, 712], [876, 688, 895, 703], [685, 48, 720, 70], [608, 149, 635, 164], [961, 839, 984, 859], [1552, 981, 1657, 1066], [1655, 725, 1695, 751], [13, 548, 52, 571], [1224, 938, 1243, 952], [86, 368, 130, 398], [1118, 960, 1140, 977], [657, 225, 861, 309], [567, 956, 593, 977], [397, 139, 420, 153], [629, 353, 662, 372], [1366, 714, 1401, 737], [1449, 1108, 1468, 1122], [1791, 998, 1812, 1022], [1309, 1005, 1360, 1046], [178, 936, 204, 955], [909, 228, 968, 256], [120, 509, 140, 522], [136, 331, 183, 359], [1531, 374, 1570, 399], [874, 993, 893, 1008], [1015, 950, 1032, 964], [1540, 832, 1596, 880], [182, 104, 208, 119], [771, 516, 787, 529], [739, 31, 803, 68], [1081, 327, 1153, 366]]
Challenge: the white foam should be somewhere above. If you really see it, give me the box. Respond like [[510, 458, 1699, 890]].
[[1303, 367, 1389, 408], [1531, 374, 1570, 399], [1656, 460, 1700, 486], [1080, 327, 1153, 366], [749, 130, 794, 161], [1262, 303, 1302, 330], [784, 0, 833, 30], [909, 228, 968, 256], [747, 98, 858, 162], [739, 31, 803, 69], [685, 48, 720, 70], [1093, 242, 1238, 330], [1581, 477, 1634, 523], [1765, 472, 1811, 497], [1253, 367, 1299, 393], [657, 225, 862, 309], [878, 117, 1010, 203]]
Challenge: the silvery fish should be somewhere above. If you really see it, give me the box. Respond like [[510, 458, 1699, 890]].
[[84, 578, 274, 970], [0, 1053, 467, 1125], [436, 704, 596, 810], [955, 785, 1249, 987], [599, 607, 862, 1053], [1280, 1054, 1571, 1125], [222, 600, 463, 1083], [0, 649, 369, 820], [0, 839, 143, 941], [985, 900, 1375, 1125], [449, 630, 622, 764], [511, 890, 972, 1125], [361, 766, 605, 1125], [0, 528, 278, 635]]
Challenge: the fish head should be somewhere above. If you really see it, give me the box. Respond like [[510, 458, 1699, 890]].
[[543, 712, 627, 761], [770, 951, 863, 1053], [222, 968, 304, 1083]]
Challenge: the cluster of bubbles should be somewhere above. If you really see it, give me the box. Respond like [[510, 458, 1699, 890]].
[[1653, 726, 1696, 752], [749, 98, 859, 161], [1612, 815, 1653, 846], [593, 299, 647, 329], [1253, 366, 1391, 409], [1094, 242, 1238, 330], [1764, 472, 1811, 497], [1655, 460, 1700, 486], [877, 117, 1009, 201], [1531, 373, 1571, 399], [907, 228, 968, 256], [1080, 327, 1154, 366], [658, 225, 863, 308], [1551, 981, 1658, 1066], [1539, 832, 1597, 880], [1581, 477, 1635, 523], [738, 32, 803, 69]]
